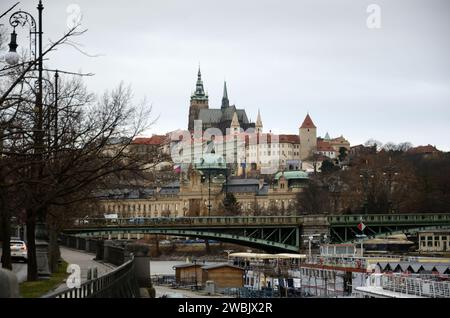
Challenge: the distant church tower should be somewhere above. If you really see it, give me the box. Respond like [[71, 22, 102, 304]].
[[188, 67, 209, 132], [255, 109, 263, 134], [299, 113, 317, 160], [230, 111, 240, 134]]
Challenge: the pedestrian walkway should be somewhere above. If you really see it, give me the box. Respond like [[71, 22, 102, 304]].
[[46, 246, 116, 294]]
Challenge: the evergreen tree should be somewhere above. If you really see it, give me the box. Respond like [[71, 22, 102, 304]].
[[220, 193, 242, 216]]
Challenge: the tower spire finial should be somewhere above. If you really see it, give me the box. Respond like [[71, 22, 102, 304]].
[[193, 64, 206, 98], [221, 81, 229, 109]]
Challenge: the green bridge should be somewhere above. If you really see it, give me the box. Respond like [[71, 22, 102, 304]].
[[65, 213, 450, 253]]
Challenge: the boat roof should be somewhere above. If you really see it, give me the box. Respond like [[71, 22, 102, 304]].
[[229, 252, 307, 259], [201, 263, 243, 270]]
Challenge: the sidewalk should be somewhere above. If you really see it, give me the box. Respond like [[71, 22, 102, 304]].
[[47, 246, 116, 294]]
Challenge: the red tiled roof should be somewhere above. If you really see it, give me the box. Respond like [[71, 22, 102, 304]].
[[407, 144, 440, 154], [245, 133, 300, 145], [132, 135, 167, 145], [300, 114, 316, 129], [279, 134, 300, 144], [317, 140, 335, 152]]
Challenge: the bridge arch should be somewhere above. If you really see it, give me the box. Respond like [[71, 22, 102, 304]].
[[66, 228, 300, 253]]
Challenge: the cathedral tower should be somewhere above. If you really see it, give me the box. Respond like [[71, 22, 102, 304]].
[[188, 67, 209, 132], [255, 109, 263, 134]]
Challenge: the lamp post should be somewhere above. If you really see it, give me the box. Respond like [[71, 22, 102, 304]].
[[195, 155, 227, 217], [5, 0, 49, 279]]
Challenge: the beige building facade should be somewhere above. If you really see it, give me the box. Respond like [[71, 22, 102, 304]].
[[95, 167, 309, 218]]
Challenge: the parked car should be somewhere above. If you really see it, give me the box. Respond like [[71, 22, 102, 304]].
[[10, 239, 27, 262]]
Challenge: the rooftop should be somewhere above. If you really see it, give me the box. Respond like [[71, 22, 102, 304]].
[[201, 263, 244, 270], [274, 170, 309, 180], [300, 114, 316, 129], [408, 144, 440, 154], [132, 135, 167, 145]]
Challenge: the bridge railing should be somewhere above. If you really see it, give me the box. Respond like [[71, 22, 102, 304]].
[[71, 216, 306, 227], [328, 213, 450, 225]]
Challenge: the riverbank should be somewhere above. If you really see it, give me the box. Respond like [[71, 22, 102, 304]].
[[143, 240, 258, 262]]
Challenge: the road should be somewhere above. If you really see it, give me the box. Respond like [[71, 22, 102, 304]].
[[0, 247, 28, 283]]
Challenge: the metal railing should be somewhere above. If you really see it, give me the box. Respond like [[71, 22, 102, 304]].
[[329, 213, 450, 226], [43, 256, 140, 298], [70, 213, 450, 229], [70, 216, 306, 228], [381, 274, 450, 298]]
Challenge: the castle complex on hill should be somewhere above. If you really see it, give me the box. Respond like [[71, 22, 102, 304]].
[[184, 67, 350, 174], [94, 68, 352, 218]]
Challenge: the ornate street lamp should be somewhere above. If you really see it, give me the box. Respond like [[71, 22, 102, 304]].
[[4, 30, 20, 65], [4, 0, 48, 279], [194, 154, 227, 216]]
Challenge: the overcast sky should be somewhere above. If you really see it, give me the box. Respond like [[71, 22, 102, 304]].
[[5, 0, 450, 150]]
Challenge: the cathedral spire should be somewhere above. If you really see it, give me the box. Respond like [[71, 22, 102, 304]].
[[221, 81, 229, 109], [193, 65, 207, 98], [256, 109, 262, 127]]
